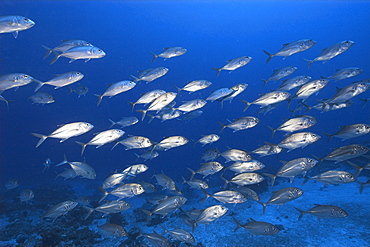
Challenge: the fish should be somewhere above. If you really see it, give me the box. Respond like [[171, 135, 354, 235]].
[[219, 83, 248, 105], [138, 230, 171, 247], [242, 91, 291, 111], [76, 129, 125, 155], [181, 177, 209, 189], [108, 116, 139, 128], [256, 102, 282, 115], [180, 110, 203, 122], [260, 66, 297, 86], [161, 226, 195, 244], [191, 205, 228, 232], [102, 172, 127, 189], [5, 179, 19, 190], [325, 67, 363, 81], [268, 115, 317, 138], [95, 80, 136, 106], [56, 155, 96, 179], [131, 67, 169, 83], [76, 196, 91, 207], [99, 183, 144, 203], [29, 92, 54, 104], [55, 168, 78, 180], [136, 92, 177, 121], [222, 173, 264, 187], [258, 187, 303, 214], [19, 189, 34, 203], [67, 83, 89, 97], [50, 45, 106, 64], [303, 100, 353, 113], [206, 87, 235, 102], [150, 47, 187, 62], [83, 201, 130, 219], [138, 181, 157, 193], [323, 124, 370, 142], [219, 116, 259, 133], [174, 99, 207, 112], [201, 188, 247, 204], [42, 158, 53, 172], [194, 134, 220, 146], [319, 144, 369, 163], [154, 135, 188, 151], [34, 71, 84, 91], [0, 95, 12, 108], [277, 75, 312, 91], [145, 194, 169, 205], [324, 79, 370, 104], [223, 160, 265, 174], [278, 132, 321, 152], [43, 201, 78, 222], [148, 110, 182, 123], [0, 73, 41, 93], [212, 56, 252, 77], [263, 39, 316, 63], [263, 157, 318, 186], [134, 151, 159, 161], [98, 223, 127, 238], [201, 148, 220, 161], [187, 162, 224, 180], [31, 122, 94, 148], [289, 79, 330, 105], [294, 205, 348, 220], [233, 186, 260, 201], [141, 196, 187, 222], [128, 89, 166, 110], [220, 148, 251, 162], [251, 142, 283, 157], [174, 80, 212, 93], [233, 217, 280, 236], [42, 40, 94, 59], [122, 164, 149, 178], [303, 170, 356, 185], [304, 40, 354, 68], [0, 15, 35, 38]]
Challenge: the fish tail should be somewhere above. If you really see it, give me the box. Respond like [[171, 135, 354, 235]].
[[140, 209, 153, 223], [98, 187, 109, 203], [358, 98, 369, 109], [322, 132, 333, 143], [66, 86, 73, 95], [186, 168, 196, 181], [31, 133, 48, 148], [127, 101, 136, 111], [191, 221, 197, 233], [76, 141, 87, 156], [134, 153, 140, 162], [260, 78, 268, 87], [263, 50, 274, 63], [181, 176, 187, 185], [147, 114, 155, 124], [267, 126, 277, 139], [303, 58, 314, 69], [200, 188, 211, 203], [346, 161, 363, 179], [301, 176, 311, 186], [232, 217, 242, 232], [41, 45, 52, 59], [220, 176, 229, 189], [257, 201, 268, 215], [217, 122, 227, 133], [56, 154, 68, 167], [262, 173, 277, 187], [294, 207, 307, 220], [173, 84, 182, 93], [286, 98, 293, 109], [149, 51, 158, 63], [301, 101, 313, 112], [130, 75, 140, 82], [94, 94, 104, 106], [311, 155, 323, 165], [111, 141, 120, 150], [211, 68, 222, 77], [240, 100, 251, 112], [83, 206, 94, 220], [108, 119, 116, 128], [136, 109, 148, 121], [50, 50, 61, 65]]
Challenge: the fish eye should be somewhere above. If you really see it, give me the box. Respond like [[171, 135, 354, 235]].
[[23, 18, 29, 21], [98, 49, 102, 52], [24, 75, 29, 78]]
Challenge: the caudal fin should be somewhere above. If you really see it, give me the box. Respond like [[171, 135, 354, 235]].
[[31, 133, 48, 148], [294, 207, 307, 220], [232, 217, 243, 232], [263, 50, 274, 63], [98, 187, 109, 203], [42, 45, 52, 59], [94, 94, 104, 106], [267, 126, 277, 138], [108, 119, 117, 128], [241, 100, 251, 112], [322, 132, 334, 143], [83, 206, 95, 220], [262, 173, 277, 187], [76, 141, 88, 156], [150, 51, 158, 63], [218, 122, 227, 133], [136, 109, 148, 121], [50, 50, 61, 65], [303, 58, 314, 69], [212, 68, 222, 77]]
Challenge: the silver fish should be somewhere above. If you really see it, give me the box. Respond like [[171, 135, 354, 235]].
[[187, 162, 224, 180], [0, 73, 40, 92], [242, 91, 291, 111], [35, 71, 84, 92], [323, 124, 370, 142], [175, 99, 207, 112], [84, 201, 130, 219], [137, 92, 177, 120], [192, 205, 228, 232], [202, 189, 246, 204], [180, 110, 203, 122], [76, 129, 125, 155], [175, 80, 212, 93], [43, 201, 78, 222], [326, 67, 363, 81], [252, 142, 283, 157], [263, 39, 316, 63], [99, 183, 144, 202], [150, 47, 187, 62], [161, 226, 195, 244], [201, 148, 220, 161], [131, 67, 169, 83], [259, 187, 303, 214], [141, 196, 187, 222], [234, 186, 260, 201], [194, 134, 220, 147], [212, 56, 252, 77], [155, 136, 188, 151], [304, 170, 355, 185], [221, 148, 251, 162], [29, 92, 54, 104], [219, 116, 259, 133], [5, 179, 19, 190], [139, 231, 171, 247], [304, 100, 353, 113], [108, 116, 139, 128], [19, 189, 34, 203], [325, 79, 370, 104], [268, 115, 317, 137], [277, 75, 311, 91], [304, 40, 354, 68], [206, 87, 235, 102], [128, 89, 166, 110], [67, 83, 88, 97], [135, 151, 159, 161], [222, 173, 264, 187], [182, 177, 209, 189], [122, 164, 149, 177], [50, 46, 106, 64], [224, 160, 265, 174], [0, 15, 35, 38], [31, 122, 94, 147], [321, 144, 369, 163], [290, 79, 329, 102], [148, 110, 182, 123], [95, 80, 136, 106], [98, 223, 127, 238], [294, 205, 348, 220], [102, 172, 126, 189], [233, 217, 279, 236], [278, 132, 321, 152], [56, 155, 96, 179], [261, 66, 297, 86], [219, 83, 248, 104], [55, 168, 78, 180], [153, 172, 177, 191], [42, 40, 93, 59]]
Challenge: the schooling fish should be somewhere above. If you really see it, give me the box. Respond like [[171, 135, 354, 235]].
[[50, 46, 106, 65], [42, 40, 93, 59], [95, 80, 136, 106], [0, 15, 35, 38], [34, 71, 84, 92], [260, 66, 297, 86], [212, 56, 252, 77], [131, 67, 169, 83], [150, 47, 187, 62]]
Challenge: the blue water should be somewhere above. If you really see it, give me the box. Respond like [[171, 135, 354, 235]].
[[1, 1, 369, 246]]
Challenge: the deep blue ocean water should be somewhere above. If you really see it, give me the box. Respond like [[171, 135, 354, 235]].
[[0, 1, 369, 246]]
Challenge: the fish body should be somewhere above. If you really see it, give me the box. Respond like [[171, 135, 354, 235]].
[[0, 15, 35, 38], [269, 115, 317, 137], [308, 100, 353, 112], [132, 67, 169, 83], [260, 187, 303, 214], [135, 151, 159, 161], [50, 46, 106, 64], [5, 179, 19, 190], [221, 83, 248, 103], [187, 162, 223, 180], [252, 143, 283, 157], [242, 91, 291, 111], [29, 92, 54, 104], [212, 56, 252, 76], [55, 169, 78, 180], [43, 201, 78, 222], [224, 173, 264, 187], [295, 205, 348, 219], [67, 161, 96, 179], [263, 39, 316, 63], [35, 71, 84, 91], [193, 205, 228, 231], [84, 201, 130, 219], [140, 231, 171, 247], [148, 110, 182, 123], [261, 66, 297, 86], [161, 226, 195, 244], [327, 67, 363, 81], [0, 73, 37, 92], [142, 196, 187, 222], [206, 87, 235, 101], [233, 217, 279, 236], [102, 173, 126, 189], [109, 116, 138, 128], [278, 132, 321, 152], [234, 187, 260, 201], [155, 136, 188, 151], [277, 75, 311, 91], [195, 134, 220, 146], [76, 129, 124, 155], [201, 148, 220, 161], [292, 79, 329, 100], [219, 116, 259, 133], [19, 189, 34, 203], [325, 80, 370, 103], [304, 40, 354, 68], [323, 144, 369, 163], [42, 40, 94, 59], [225, 160, 265, 174], [32, 122, 94, 148], [151, 47, 187, 62], [175, 99, 207, 112], [95, 80, 136, 106], [67, 84, 88, 97], [308, 170, 356, 184], [129, 89, 166, 110], [182, 177, 209, 189], [153, 173, 177, 191], [202, 189, 246, 204], [98, 223, 127, 237], [323, 124, 370, 142], [99, 183, 144, 202], [175, 80, 212, 93], [221, 148, 251, 163], [180, 110, 203, 122], [137, 92, 177, 120], [113, 136, 152, 150]]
